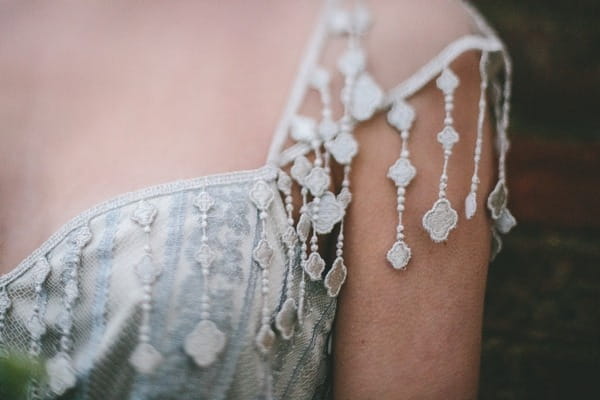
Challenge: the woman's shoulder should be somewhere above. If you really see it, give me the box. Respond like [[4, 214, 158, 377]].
[[367, 0, 480, 89]]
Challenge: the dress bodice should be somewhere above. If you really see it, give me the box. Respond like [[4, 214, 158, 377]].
[[2, 166, 338, 399]]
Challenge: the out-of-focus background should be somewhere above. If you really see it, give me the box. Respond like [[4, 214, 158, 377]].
[[475, 1, 599, 399]]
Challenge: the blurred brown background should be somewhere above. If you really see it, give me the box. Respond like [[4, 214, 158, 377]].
[[476, 1, 599, 399]]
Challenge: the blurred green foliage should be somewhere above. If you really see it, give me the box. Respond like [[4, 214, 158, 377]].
[[0, 351, 44, 400]]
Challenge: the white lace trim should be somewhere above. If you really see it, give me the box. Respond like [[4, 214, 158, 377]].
[[384, 34, 503, 105], [0, 165, 278, 287], [278, 34, 504, 166], [266, 0, 338, 164]]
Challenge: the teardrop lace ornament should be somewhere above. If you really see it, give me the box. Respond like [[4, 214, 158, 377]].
[[290, 115, 318, 143], [387, 240, 411, 271], [422, 198, 459, 243], [325, 132, 358, 165], [305, 167, 331, 197], [128, 201, 164, 374], [324, 257, 347, 297], [275, 298, 297, 340], [291, 155, 313, 185], [350, 72, 384, 121], [487, 180, 508, 221], [422, 68, 460, 242], [304, 252, 326, 281], [495, 207, 517, 234], [46, 352, 77, 396], [465, 192, 478, 221], [184, 189, 227, 368], [129, 343, 163, 375], [256, 324, 276, 356], [307, 191, 345, 235], [184, 320, 227, 368]]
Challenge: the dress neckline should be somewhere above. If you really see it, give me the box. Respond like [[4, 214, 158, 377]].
[[0, 0, 505, 283], [0, 0, 336, 284], [0, 164, 280, 286]]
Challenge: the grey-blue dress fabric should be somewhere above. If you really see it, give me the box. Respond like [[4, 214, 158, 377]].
[[1, 167, 335, 399]]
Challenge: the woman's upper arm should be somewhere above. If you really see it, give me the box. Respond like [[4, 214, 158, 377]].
[[331, 2, 505, 398]]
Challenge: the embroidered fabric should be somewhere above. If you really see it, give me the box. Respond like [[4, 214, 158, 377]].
[[0, 1, 515, 399]]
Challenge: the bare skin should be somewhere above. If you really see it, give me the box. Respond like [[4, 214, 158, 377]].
[[0, 1, 494, 398]]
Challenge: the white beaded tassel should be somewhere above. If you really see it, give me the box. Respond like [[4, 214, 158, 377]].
[[249, 180, 277, 356], [46, 226, 92, 396], [26, 258, 51, 400], [302, 66, 335, 285], [291, 156, 312, 324], [287, 108, 323, 318], [0, 285, 12, 357], [324, 218, 348, 298], [465, 52, 490, 220], [275, 171, 299, 340], [385, 100, 417, 270], [309, 63, 349, 297], [303, 155, 330, 282], [128, 201, 164, 375], [422, 68, 461, 242], [319, 51, 358, 298], [249, 179, 278, 400], [321, 1, 377, 297], [487, 50, 517, 236], [184, 189, 227, 368]]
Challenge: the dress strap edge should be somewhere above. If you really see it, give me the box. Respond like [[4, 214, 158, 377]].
[[382, 34, 503, 106]]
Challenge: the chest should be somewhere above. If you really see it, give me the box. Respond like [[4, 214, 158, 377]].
[[0, 5, 330, 272]]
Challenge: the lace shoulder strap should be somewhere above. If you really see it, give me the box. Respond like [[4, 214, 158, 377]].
[[266, 0, 338, 165], [269, 0, 514, 292]]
